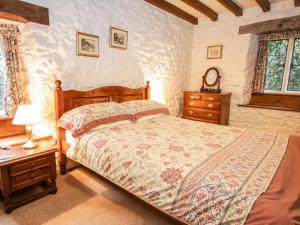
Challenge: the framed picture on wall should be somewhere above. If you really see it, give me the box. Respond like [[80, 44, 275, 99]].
[[77, 32, 99, 57], [207, 45, 223, 59], [110, 27, 128, 50]]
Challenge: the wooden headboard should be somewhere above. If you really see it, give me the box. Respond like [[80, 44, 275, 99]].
[[54, 80, 150, 120], [54, 80, 150, 174]]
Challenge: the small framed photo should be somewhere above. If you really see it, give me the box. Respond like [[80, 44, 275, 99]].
[[207, 45, 223, 59], [110, 27, 128, 50], [77, 32, 99, 57]]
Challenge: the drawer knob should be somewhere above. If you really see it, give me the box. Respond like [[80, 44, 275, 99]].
[[208, 103, 214, 108], [208, 97, 214, 101], [189, 102, 195, 106], [208, 113, 213, 117], [188, 110, 194, 115]]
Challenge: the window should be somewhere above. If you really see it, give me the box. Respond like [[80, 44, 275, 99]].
[[264, 37, 300, 94], [0, 37, 6, 115]]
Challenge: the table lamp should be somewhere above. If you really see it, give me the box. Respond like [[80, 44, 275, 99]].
[[12, 105, 42, 149]]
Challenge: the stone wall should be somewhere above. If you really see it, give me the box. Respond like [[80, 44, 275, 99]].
[[16, 0, 193, 135], [189, 0, 300, 135]]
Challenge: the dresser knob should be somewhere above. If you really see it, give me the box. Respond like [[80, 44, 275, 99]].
[[188, 110, 194, 115], [208, 113, 213, 117], [208, 97, 214, 101], [208, 103, 214, 108], [189, 102, 195, 106]]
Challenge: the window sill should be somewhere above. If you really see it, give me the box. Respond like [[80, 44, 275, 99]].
[[0, 116, 13, 121], [238, 104, 300, 112], [242, 92, 300, 112], [0, 117, 25, 138]]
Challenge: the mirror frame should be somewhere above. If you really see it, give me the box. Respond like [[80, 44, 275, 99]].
[[200, 67, 221, 93]]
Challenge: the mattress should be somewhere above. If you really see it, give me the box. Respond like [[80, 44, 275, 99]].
[[66, 115, 300, 225]]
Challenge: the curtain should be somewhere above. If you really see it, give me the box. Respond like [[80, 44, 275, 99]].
[[0, 24, 22, 117], [252, 31, 300, 93]]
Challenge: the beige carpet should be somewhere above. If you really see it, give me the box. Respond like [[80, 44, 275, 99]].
[[0, 167, 178, 225]]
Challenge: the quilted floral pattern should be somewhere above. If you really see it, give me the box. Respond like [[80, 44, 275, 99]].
[[121, 100, 170, 119], [67, 115, 289, 225], [58, 102, 133, 137]]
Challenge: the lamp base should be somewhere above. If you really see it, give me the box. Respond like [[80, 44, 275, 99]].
[[22, 140, 39, 149]]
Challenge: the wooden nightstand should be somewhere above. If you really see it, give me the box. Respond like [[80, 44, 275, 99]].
[[0, 138, 57, 213]]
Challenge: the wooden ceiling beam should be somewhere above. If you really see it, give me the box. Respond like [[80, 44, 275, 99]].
[[0, 0, 49, 25], [180, 0, 218, 21], [295, 0, 300, 7], [239, 15, 300, 35], [144, 0, 198, 25], [217, 0, 242, 16], [255, 0, 271, 12]]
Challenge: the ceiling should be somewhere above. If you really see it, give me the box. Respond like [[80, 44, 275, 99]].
[[164, 0, 289, 19]]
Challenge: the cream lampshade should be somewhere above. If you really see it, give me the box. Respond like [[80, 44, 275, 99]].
[[12, 105, 42, 149]]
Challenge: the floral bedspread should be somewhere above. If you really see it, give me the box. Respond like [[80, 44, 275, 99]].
[[67, 115, 289, 225]]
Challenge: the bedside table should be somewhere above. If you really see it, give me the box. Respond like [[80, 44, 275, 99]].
[[0, 138, 57, 213]]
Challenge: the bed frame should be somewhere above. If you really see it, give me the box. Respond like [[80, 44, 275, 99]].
[[54, 80, 151, 174], [54, 80, 187, 225]]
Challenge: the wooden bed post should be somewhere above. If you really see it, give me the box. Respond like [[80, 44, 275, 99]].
[[146, 81, 151, 100], [54, 80, 67, 175]]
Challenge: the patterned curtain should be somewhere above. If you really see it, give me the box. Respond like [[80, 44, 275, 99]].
[[0, 24, 22, 116], [252, 31, 300, 93]]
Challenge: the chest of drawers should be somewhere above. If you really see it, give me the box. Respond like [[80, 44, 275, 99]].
[[0, 139, 57, 213], [183, 92, 231, 125]]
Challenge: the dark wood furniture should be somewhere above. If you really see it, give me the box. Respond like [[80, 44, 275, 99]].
[[183, 91, 231, 125], [0, 138, 57, 213]]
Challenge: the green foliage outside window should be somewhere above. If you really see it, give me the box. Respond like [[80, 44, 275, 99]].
[[264, 40, 288, 91], [288, 38, 300, 91]]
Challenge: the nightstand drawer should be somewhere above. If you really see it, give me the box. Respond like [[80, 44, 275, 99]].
[[11, 167, 51, 191], [9, 155, 50, 176], [185, 99, 220, 110]]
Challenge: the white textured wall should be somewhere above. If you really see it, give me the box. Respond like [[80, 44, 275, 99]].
[[16, 0, 193, 134], [189, 0, 300, 135]]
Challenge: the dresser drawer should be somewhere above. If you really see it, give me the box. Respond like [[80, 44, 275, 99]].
[[183, 108, 220, 120], [201, 94, 221, 102], [184, 93, 201, 100], [9, 156, 50, 176], [185, 99, 220, 110], [11, 167, 51, 191]]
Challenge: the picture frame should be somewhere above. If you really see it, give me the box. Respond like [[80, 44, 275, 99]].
[[77, 32, 99, 57], [110, 27, 128, 50], [207, 45, 223, 59]]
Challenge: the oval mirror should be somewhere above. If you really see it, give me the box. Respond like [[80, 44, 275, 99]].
[[200, 67, 221, 93], [206, 69, 218, 86]]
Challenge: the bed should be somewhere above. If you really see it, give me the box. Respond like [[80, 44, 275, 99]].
[[54, 80, 300, 225]]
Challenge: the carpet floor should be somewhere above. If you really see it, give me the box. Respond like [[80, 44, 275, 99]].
[[0, 167, 178, 225]]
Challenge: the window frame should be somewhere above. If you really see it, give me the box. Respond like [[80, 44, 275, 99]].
[[264, 37, 300, 95]]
